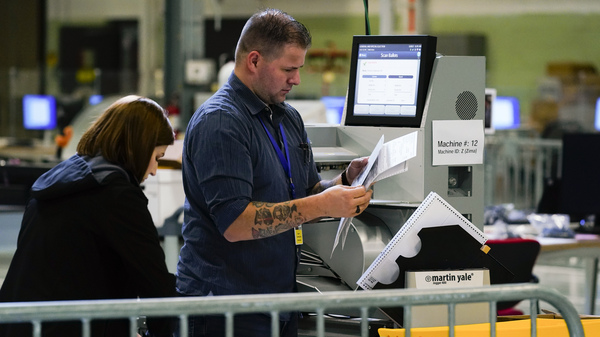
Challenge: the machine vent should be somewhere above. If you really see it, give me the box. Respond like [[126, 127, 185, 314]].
[[455, 91, 478, 120]]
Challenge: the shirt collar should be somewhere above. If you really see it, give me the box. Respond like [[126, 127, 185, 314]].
[[228, 72, 288, 121]]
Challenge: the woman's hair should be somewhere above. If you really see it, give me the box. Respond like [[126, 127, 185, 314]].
[[77, 95, 175, 182], [235, 8, 312, 63]]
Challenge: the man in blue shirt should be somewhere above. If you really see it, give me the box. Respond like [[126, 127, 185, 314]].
[[176, 8, 372, 337]]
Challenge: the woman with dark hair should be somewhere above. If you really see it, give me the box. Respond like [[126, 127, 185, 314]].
[[0, 95, 177, 337]]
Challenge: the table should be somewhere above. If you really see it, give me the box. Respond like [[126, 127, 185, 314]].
[[537, 234, 600, 315]]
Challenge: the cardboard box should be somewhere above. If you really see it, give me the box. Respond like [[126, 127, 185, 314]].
[[405, 269, 490, 328]]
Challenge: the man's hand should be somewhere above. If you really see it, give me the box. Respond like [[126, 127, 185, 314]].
[[345, 157, 369, 185], [317, 184, 372, 218]]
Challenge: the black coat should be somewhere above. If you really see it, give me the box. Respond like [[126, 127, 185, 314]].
[[0, 155, 177, 337]]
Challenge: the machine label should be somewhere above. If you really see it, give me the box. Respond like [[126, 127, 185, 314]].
[[432, 120, 484, 166], [413, 269, 487, 289]]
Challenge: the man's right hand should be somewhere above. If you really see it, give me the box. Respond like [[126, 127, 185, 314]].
[[316, 184, 373, 218]]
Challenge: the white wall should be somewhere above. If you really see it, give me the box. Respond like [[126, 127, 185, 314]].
[[47, 0, 600, 21], [199, 0, 600, 17], [45, 0, 600, 98], [428, 0, 600, 16], [47, 0, 164, 97], [48, 0, 145, 20]]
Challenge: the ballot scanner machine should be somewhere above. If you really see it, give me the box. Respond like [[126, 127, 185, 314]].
[[298, 35, 487, 301]]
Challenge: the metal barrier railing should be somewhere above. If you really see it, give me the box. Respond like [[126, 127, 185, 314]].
[[0, 283, 584, 337]]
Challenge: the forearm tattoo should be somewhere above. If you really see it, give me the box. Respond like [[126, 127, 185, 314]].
[[309, 178, 337, 195], [252, 201, 307, 239]]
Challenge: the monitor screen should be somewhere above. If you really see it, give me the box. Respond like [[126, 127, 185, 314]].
[[559, 133, 600, 224], [343, 35, 437, 127], [321, 96, 345, 124], [89, 94, 103, 106], [491, 96, 520, 130], [22, 94, 57, 130], [595, 97, 600, 131], [484, 88, 496, 134]]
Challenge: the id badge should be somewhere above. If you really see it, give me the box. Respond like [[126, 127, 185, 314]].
[[295, 225, 303, 245]]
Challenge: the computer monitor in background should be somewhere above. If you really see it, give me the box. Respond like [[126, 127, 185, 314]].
[[89, 94, 103, 106], [492, 96, 520, 130], [321, 96, 345, 124], [343, 35, 437, 127], [559, 133, 600, 230], [22, 94, 57, 130], [484, 88, 496, 134], [595, 97, 600, 131]]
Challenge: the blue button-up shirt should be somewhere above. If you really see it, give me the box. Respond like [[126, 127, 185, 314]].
[[176, 73, 321, 305]]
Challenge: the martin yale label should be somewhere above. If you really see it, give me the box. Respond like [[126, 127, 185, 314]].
[[407, 269, 490, 328], [414, 269, 486, 289]]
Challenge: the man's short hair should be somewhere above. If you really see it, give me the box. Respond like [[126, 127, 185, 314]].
[[235, 8, 312, 62]]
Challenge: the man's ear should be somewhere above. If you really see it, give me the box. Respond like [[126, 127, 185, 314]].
[[247, 51, 260, 71]]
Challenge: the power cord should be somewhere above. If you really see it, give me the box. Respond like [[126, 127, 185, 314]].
[[363, 0, 371, 35]]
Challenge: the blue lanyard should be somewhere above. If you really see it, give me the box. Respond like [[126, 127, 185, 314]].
[[258, 116, 296, 199]]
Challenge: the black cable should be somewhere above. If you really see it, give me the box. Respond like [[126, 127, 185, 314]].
[[363, 0, 371, 35]]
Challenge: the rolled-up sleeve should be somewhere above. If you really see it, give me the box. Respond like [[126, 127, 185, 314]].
[[184, 108, 253, 234]]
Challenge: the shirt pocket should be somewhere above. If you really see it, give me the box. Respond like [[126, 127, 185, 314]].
[[288, 144, 310, 198]]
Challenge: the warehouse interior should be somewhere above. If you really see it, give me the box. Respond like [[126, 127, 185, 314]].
[[1, 0, 600, 335]]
